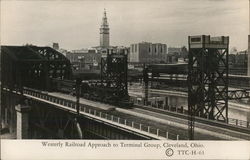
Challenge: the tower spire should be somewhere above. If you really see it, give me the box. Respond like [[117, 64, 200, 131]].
[[100, 8, 110, 48], [101, 8, 108, 27]]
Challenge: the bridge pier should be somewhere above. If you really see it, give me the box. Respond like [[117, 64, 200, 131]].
[[1, 106, 10, 133], [15, 103, 30, 139], [1, 91, 21, 137], [9, 97, 16, 134]]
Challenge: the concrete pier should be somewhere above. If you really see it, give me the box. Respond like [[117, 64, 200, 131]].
[[15, 104, 30, 139]]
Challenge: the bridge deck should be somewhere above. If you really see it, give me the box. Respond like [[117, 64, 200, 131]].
[[33, 90, 250, 140], [4, 87, 249, 140]]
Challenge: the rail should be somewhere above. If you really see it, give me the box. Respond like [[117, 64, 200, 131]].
[[20, 87, 180, 140], [131, 96, 250, 129]]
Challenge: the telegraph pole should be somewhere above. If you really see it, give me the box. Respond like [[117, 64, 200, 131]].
[[143, 64, 149, 105], [76, 78, 82, 116], [75, 77, 82, 139]]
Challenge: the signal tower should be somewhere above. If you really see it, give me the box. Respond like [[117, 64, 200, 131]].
[[100, 49, 129, 103], [188, 35, 229, 140]]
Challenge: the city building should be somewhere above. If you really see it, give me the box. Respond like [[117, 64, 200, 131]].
[[52, 43, 59, 50], [66, 49, 101, 70], [228, 54, 236, 66], [168, 46, 188, 57], [235, 50, 248, 67], [51, 42, 68, 56], [228, 50, 248, 75], [100, 9, 110, 49], [92, 9, 112, 53], [168, 47, 181, 55], [167, 46, 188, 63], [111, 46, 130, 55], [129, 42, 167, 63]]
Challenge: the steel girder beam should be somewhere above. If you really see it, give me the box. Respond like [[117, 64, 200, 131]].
[[29, 100, 79, 139]]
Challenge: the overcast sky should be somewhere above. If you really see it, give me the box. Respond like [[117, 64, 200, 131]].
[[1, 0, 249, 51]]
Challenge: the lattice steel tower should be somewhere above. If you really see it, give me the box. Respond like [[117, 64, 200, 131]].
[[100, 49, 129, 103], [188, 35, 229, 140]]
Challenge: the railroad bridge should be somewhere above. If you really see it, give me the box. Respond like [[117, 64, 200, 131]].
[[1, 45, 250, 140], [1, 46, 167, 140]]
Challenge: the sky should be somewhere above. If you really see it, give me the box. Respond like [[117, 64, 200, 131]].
[[0, 0, 249, 51]]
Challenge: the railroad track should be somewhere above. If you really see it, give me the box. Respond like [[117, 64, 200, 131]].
[[132, 104, 250, 140]]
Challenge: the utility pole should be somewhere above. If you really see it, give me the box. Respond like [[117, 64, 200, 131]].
[[143, 64, 149, 105], [75, 77, 82, 139], [76, 78, 82, 116]]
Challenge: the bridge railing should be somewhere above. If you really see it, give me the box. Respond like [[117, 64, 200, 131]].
[[22, 87, 181, 140], [80, 107, 181, 140], [228, 118, 250, 128]]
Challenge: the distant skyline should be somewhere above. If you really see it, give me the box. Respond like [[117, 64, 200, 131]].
[[1, 0, 249, 51]]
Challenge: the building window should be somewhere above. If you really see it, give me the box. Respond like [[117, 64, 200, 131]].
[[155, 47, 157, 53], [149, 47, 151, 52], [161, 46, 163, 53]]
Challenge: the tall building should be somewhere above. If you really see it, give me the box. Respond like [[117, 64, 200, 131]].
[[129, 42, 167, 63], [100, 9, 110, 48], [66, 49, 101, 70]]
